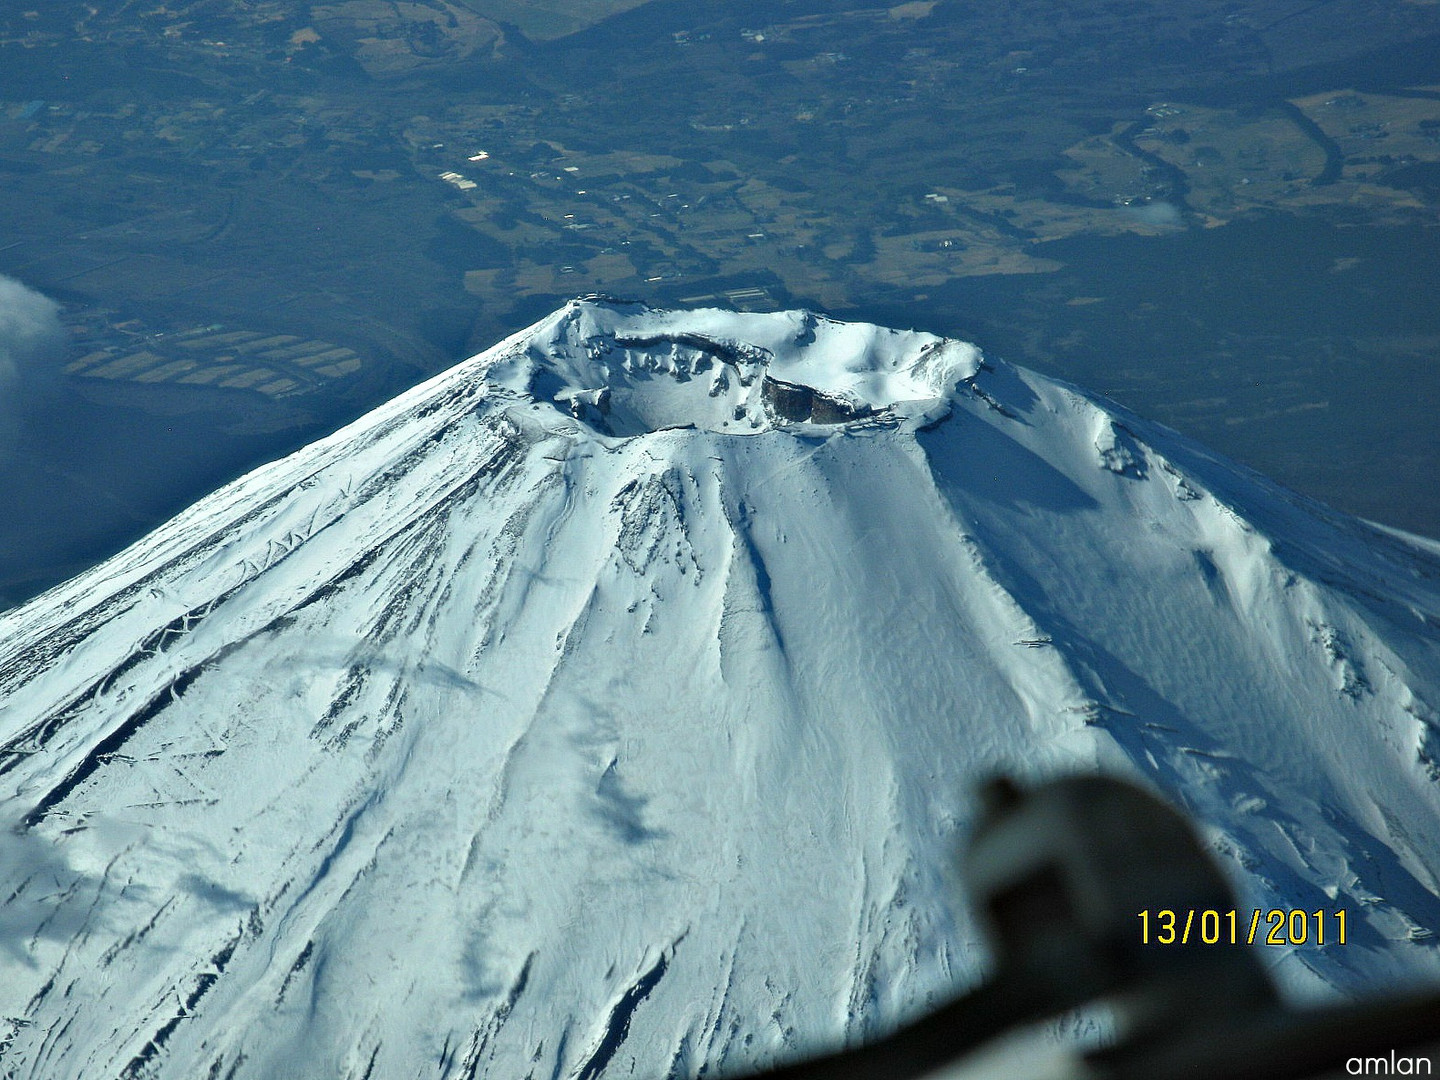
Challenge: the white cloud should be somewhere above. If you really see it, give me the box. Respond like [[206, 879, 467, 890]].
[[1121, 200, 1185, 228], [0, 274, 66, 453]]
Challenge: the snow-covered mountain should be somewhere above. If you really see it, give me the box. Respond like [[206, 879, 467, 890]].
[[2, 298, 1440, 1080]]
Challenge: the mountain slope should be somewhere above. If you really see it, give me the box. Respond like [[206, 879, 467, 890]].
[[1, 299, 1439, 1080]]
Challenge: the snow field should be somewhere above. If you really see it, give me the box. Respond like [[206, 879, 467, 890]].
[[0, 300, 1438, 1078]]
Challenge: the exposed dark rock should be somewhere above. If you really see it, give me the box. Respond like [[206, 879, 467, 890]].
[[761, 376, 870, 424]]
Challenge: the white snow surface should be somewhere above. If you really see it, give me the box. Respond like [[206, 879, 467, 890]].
[[2, 298, 1440, 1079]]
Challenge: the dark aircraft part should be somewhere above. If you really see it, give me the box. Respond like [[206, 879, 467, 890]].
[[729, 774, 1440, 1080], [965, 775, 1277, 1028]]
